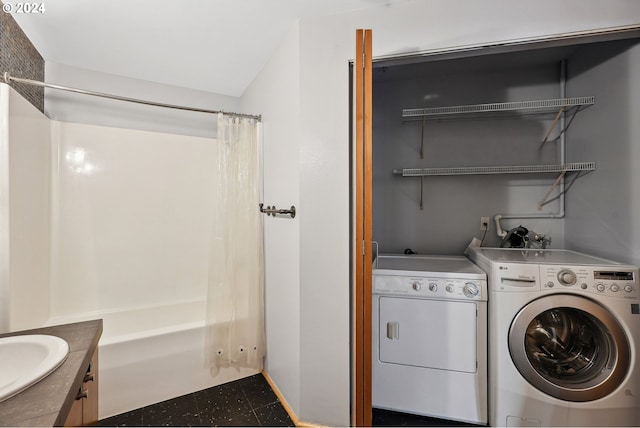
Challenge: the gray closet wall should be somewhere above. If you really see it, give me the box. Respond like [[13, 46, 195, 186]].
[[373, 53, 567, 254]]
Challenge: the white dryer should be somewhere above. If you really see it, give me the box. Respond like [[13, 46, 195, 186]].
[[372, 254, 488, 424], [468, 247, 640, 427]]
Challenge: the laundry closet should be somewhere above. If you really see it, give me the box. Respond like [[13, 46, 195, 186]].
[[371, 31, 640, 265]]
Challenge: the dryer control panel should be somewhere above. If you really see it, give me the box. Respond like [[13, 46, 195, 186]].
[[373, 275, 487, 301], [540, 265, 640, 298]]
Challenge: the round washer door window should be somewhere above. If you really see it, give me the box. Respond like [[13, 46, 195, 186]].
[[509, 294, 630, 402]]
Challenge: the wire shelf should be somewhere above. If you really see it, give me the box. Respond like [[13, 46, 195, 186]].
[[402, 97, 595, 120], [393, 162, 596, 177]]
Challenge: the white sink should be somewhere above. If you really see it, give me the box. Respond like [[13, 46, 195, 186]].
[[0, 334, 69, 402]]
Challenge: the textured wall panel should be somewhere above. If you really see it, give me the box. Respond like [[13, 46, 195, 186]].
[[0, 1, 44, 112]]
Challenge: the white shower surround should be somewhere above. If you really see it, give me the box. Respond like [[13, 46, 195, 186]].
[[49, 106, 242, 415], [49, 119, 217, 316], [0, 83, 51, 333], [1, 84, 252, 417]]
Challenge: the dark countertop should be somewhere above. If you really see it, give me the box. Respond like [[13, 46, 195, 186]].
[[0, 319, 103, 427]]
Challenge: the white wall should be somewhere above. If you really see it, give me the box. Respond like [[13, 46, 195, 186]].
[[0, 83, 51, 332], [45, 62, 241, 139], [49, 120, 217, 317], [240, 24, 302, 413], [242, 1, 640, 425]]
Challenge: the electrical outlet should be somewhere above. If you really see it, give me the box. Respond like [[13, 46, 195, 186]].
[[480, 217, 490, 231]]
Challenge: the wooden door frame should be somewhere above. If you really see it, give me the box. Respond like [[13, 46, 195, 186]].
[[352, 28, 372, 428]]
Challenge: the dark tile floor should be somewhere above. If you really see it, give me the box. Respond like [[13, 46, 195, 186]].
[[372, 408, 483, 427], [98, 372, 485, 427], [98, 373, 294, 427]]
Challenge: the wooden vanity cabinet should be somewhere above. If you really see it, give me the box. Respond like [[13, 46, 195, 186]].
[[64, 348, 99, 426]]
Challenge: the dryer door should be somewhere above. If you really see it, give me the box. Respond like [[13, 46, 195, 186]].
[[378, 296, 477, 372], [508, 294, 630, 402]]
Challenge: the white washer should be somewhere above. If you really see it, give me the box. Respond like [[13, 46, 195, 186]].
[[468, 247, 640, 427], [372, 254, 488, 424]]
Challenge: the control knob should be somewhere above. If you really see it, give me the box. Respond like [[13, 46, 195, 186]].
[[625, 285, 634, 293], [446, 284, 454, 293], [428, 283, 437, 292], [610, 284, 620, 292], [596, 283, 606, 292], [557, 269, 577, 286], [412, 282, 421, 291], [463, 282, 480, 298]]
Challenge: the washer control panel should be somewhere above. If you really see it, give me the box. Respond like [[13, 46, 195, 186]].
[[373, 275, 487, 301], [540, 265, 639, 298]]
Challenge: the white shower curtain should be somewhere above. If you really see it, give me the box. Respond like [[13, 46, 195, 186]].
[[205, 113, 264, 375]]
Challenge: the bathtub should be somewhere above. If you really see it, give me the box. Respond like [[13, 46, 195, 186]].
[[46, 299, 260, 419]]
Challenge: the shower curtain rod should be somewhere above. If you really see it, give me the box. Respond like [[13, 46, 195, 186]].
[[2, 72, 261, 121]]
